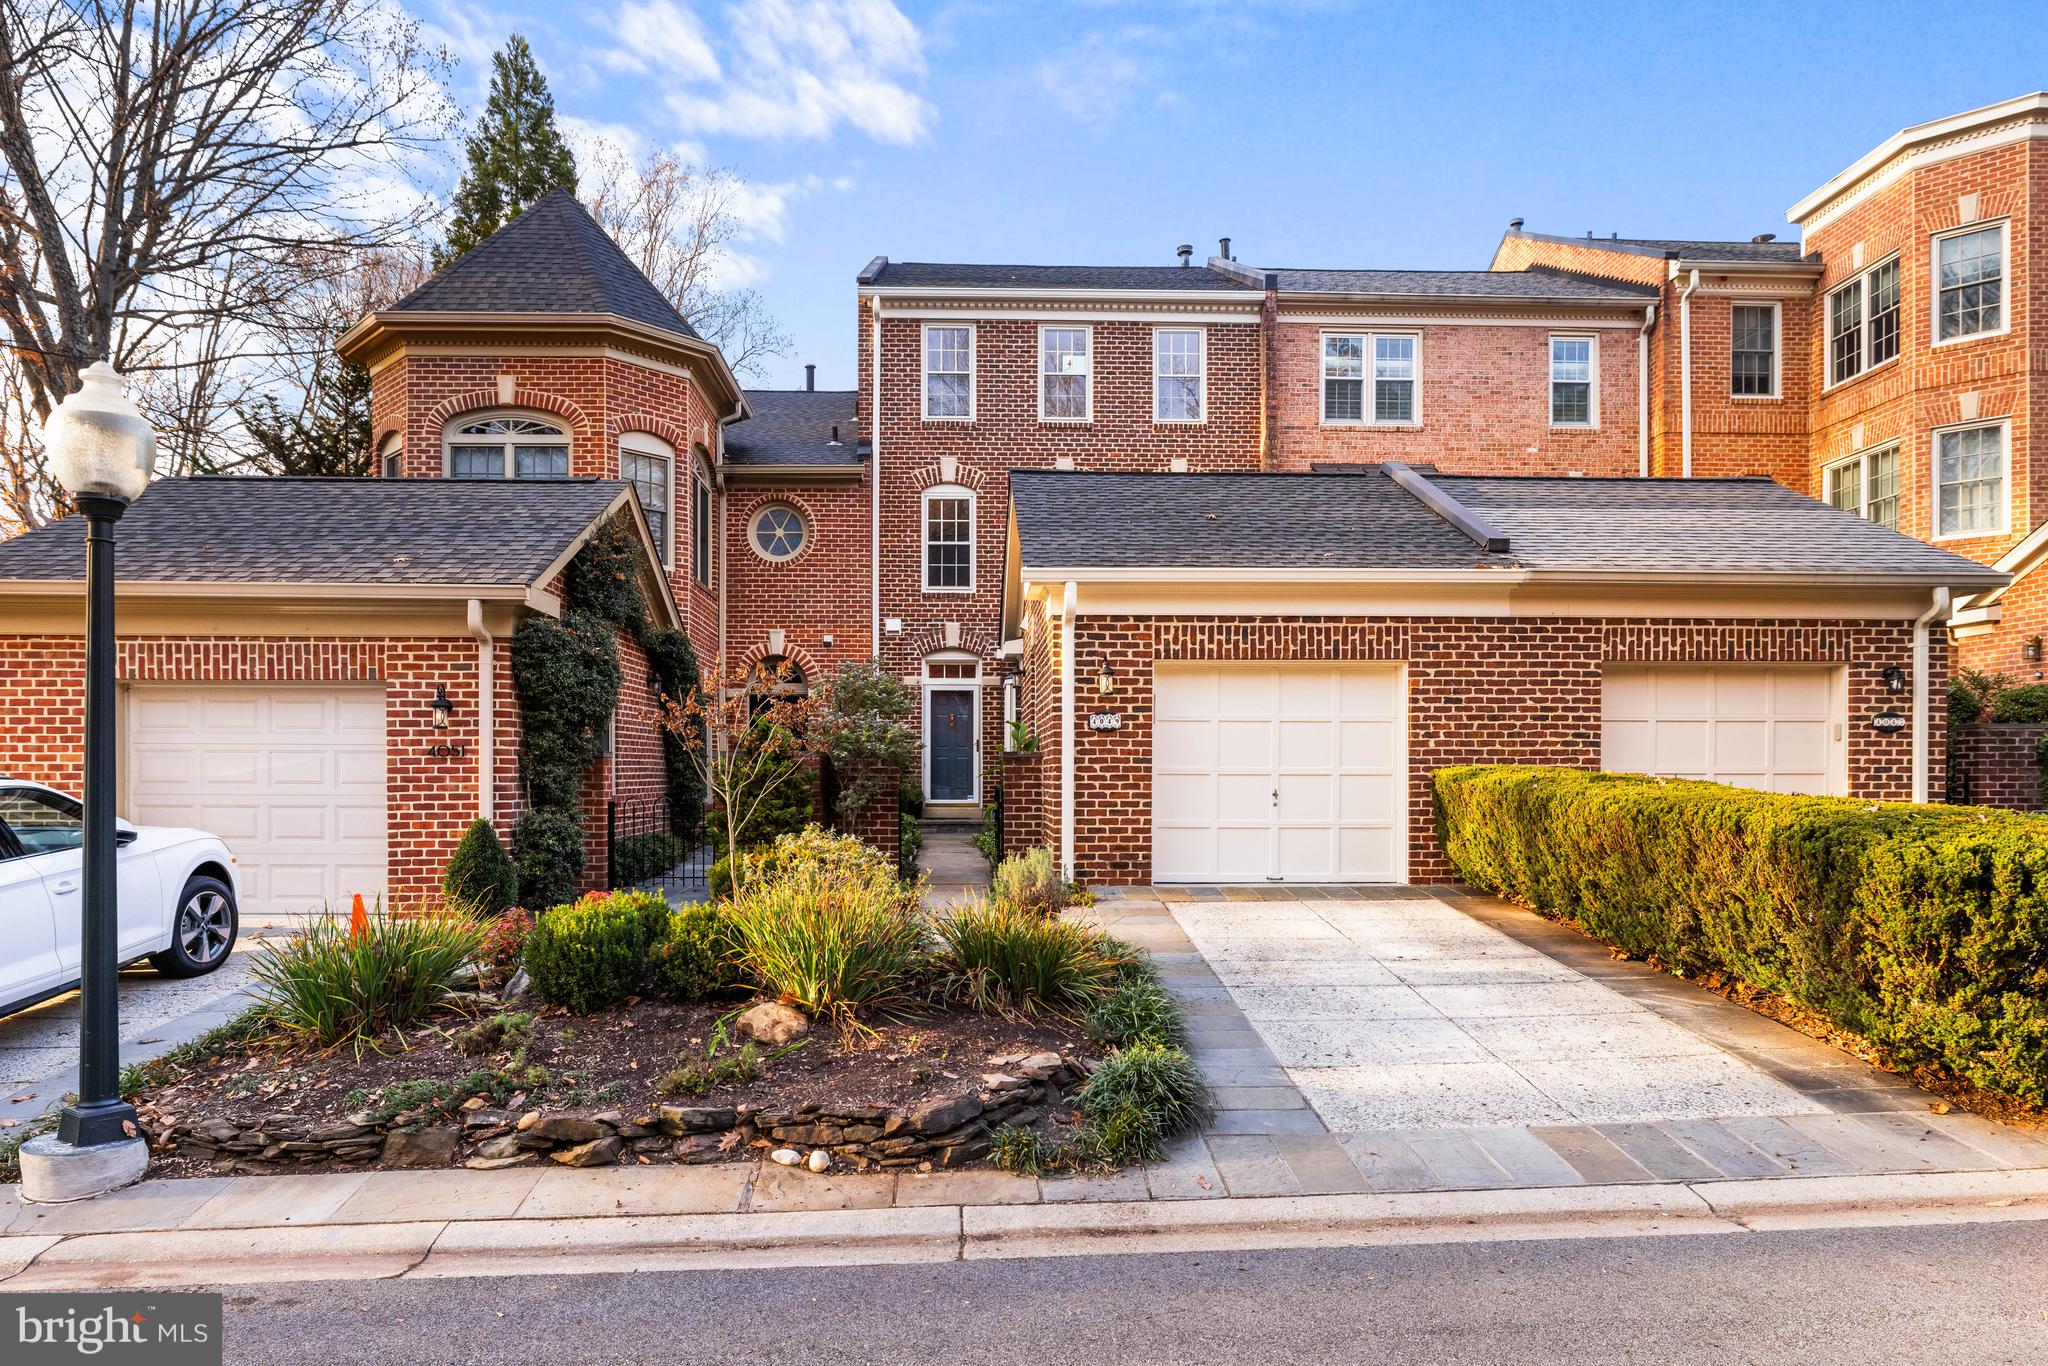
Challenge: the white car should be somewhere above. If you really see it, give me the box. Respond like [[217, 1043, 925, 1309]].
[[0, 779, 240, 1017]]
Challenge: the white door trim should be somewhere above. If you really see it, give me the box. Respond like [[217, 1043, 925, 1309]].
[[921, 652, 984, 807]]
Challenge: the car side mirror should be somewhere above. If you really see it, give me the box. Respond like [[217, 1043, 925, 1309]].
[[115, 819, 138, 847]]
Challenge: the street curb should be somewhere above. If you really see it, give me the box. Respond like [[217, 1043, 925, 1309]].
[[5, 1168, 2048, 1287]]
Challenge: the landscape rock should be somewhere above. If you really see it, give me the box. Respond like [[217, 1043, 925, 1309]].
[[380, 1126, 459, 1168], [527, 1115, 609, 1145], [671, 1135, 728, 1164], [1014, 1052, 1064, 1080], [501, 967, 532, 1003], [806, 1149, 831, 1173], [907, 1093, 983, 1137], [474, 1135, 525, 1160], [770, 1147, 802, 1166], [551, 1136, 624, 1167], [656, 1105, 737, 1136], [737, 1001, 809, 1047], [465, 1153, 537, 1170]]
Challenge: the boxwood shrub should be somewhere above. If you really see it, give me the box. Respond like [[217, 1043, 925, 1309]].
[[1432, 765, 2048, 1105], [522, 889, 668, 1013]]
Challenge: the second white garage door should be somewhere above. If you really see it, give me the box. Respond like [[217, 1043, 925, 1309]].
[[1602, 666, 1845, 795], [126, 685, 388, 918], [1152, 664, 1405, 883]]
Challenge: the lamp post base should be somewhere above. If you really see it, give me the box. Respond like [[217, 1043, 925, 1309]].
[[17, 1132, 149, 1204]]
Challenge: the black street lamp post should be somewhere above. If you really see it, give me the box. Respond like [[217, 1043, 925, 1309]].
[[19, 361, 155, 1201]]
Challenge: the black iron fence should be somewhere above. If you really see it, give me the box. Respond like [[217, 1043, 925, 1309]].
[[988, 783, 1004, 863], [606, 795, 712, 901]]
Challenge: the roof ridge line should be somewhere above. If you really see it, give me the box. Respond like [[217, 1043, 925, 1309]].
[[1383, 462, 1510, 554]]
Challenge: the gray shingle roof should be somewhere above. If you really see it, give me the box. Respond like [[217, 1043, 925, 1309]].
[[1426, 475, 2004, 582], [726, 390, 866, 466], [392, 189, 701, 340], [0, 477, 633, 587], [1009, 468, 2005, 587], [859, 261, 1257, 291], [1606, 236, 1810, 263], [1009, 471, 1518, 571], [1270, 266, 1657, 300]]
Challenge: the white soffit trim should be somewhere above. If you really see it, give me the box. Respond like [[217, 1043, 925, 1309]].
[[1788, 92, 2048, 231], [864, 286, 1258, 303]]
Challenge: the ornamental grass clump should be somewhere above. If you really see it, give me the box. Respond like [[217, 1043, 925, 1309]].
[[990, 846, 1067, 916], [992, 1040, 1208, 1174], [720, 855, 927, 1022], [1085, 977, 1185, 1048], [521, 889, 668, 1014], [250, 900, 484, 1052], [931, 897, 1121, 1019]]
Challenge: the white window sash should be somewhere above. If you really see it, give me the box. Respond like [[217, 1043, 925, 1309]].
[[1037, 325, 1092, 422], [1930, 421, 2009, 540], [922, 324, 974, 420], [921, 486, 975, 592], [1548, 336, 1596, 427], [1151, 327, 1205, 423], [1931, 221, 2009, 346]]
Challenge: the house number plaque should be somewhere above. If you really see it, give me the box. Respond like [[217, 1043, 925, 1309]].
[[1869, 710, 1908, 733], [1088, 712, 1123, 732]]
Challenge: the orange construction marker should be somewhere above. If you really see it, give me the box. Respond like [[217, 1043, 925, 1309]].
[[350, 892, 369, 937]]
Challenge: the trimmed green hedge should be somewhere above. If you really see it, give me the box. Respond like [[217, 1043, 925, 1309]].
[[1433, 766, 2048, 1105]]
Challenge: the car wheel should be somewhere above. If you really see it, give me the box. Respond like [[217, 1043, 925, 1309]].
[[149, 876, 239, 978]]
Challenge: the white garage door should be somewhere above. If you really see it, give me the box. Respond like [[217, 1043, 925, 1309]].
[[1602, 667, 1844, 795], [1153, 664, 1405, 883], [126, 685, 388, 917]]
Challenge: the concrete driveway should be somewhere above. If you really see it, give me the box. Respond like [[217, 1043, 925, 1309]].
[[1078, 886, 2048, 1197]]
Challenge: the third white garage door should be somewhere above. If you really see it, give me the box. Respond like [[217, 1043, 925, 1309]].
[[1152, 664, 1405, 883], [1601, 666, 1845, 795], [126, 685, 388, 918]]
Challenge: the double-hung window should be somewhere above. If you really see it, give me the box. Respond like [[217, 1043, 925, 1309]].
[[1038, 326, 1091, 421], [446, 414, 570, 479], [1153, 328, 1204, 422], [1824, 445, 1900, 530], [1934, 422, 2008, 538], [1935, 223, 2005, 342], [692, 468, 712, 588], [923, 486, 973, 592], [1827, 257, 1899, 385], [1321, 333, 1418, 424], [1730, 303, 1778, 397], [620, 438, 674, 566], [1549, 336, 1595, 427], [923, 324, 973, 419]]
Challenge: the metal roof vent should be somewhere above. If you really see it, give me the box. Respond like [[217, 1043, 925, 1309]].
[[1751, 233, 1777, 243], [1176, 243, 1192, 267]]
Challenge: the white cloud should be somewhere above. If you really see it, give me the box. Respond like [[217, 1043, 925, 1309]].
[[1034, 29, 1157, 130], [597, 0, 932, 145]]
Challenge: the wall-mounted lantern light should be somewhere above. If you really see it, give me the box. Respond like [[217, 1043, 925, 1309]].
[[1095, 656, 1116, 695], [1881, 664, 1907, 697], [430, 683, 456, 730], [2025, 636, 2043, 664]]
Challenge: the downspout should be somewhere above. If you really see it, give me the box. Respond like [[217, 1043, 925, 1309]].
[[1636, 303, 1657, 477], [717, 397, 744, 668], [869, 295, 884, 657], [465, 599, 494, 823], [1678, 269, 1700, 477], [1911, 587, 1951, 804], [1060, 581, 1077, 882]]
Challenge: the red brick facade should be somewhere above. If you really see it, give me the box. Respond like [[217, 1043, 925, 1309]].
[[1015, 613, 1943, 885], [1949, 722, 2046, 811]]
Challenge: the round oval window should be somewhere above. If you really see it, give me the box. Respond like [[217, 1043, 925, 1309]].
[[750, 503, 807, 561]]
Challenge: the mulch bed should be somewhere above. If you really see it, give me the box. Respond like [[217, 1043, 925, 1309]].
[[133, 993, 1089, 1178]]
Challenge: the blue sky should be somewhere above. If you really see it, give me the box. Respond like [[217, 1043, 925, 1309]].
[[407, 0, 2048, 390]]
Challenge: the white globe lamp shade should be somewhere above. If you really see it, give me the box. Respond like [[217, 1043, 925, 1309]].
[[44, 361, 156, 503]]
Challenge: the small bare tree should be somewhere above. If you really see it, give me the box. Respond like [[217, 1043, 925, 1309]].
[[659, 656, 829, 890], [0, 0, 456, 526], [582, 141, 790, 379]]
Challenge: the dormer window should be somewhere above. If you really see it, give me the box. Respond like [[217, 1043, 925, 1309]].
[[445, 414, 569, 479]]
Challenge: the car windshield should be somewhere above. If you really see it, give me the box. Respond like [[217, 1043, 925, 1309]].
[[0, 786, 85, 855]]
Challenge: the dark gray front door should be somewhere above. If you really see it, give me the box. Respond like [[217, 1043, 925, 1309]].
[[928, 689, 976, 802]]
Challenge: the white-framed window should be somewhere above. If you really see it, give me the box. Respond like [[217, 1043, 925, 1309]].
[[1823, 444, 1900, 530], [922, 484, 974, 592], [445, 412, 570, 479], [1549, 335, 1596, 427], [1932, 420, 2009, 539], [749, 502, 808, 562], [619, 433, 674, 567], [1038, 325, 1092, 421], [1730, 302, 1779, 398], [1826, 256, 1899, 386], [1320, 332, 1419, 425], [1152, 327, 1205, 422], [1933, 221, 2007, 344], [922, 323, 974, 420], [378, 432, 402, 479], [691, 460, 713, 589]]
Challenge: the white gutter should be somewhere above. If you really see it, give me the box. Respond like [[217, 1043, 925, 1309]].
[[1912, 587, 1951, 804], [1059, 580, 1077, 882], [870, 295, 884, 657], [1678, 269, 1700, 477], [1637, 303, 1657, 476], [465, 599, 495, 823]]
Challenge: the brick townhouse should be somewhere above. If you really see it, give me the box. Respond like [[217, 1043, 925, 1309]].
[[0, 97, 2037, 902]]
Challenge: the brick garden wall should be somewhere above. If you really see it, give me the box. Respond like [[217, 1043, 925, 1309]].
[[999, 751, 1045, 857], [1034, 614, 1943, 885], [1950, 722, 2046, 811]]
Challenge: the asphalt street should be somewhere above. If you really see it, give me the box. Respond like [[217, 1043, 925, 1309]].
[[209, 1222, 2048, 1364]]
